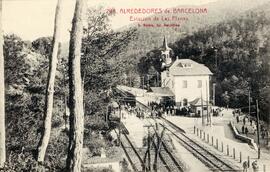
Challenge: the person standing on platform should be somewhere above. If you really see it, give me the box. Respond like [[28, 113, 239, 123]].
[[253, 125, 257, 135], [237, 116, 240, 123], [252, 160, 259, 172], [242, 125, 245, 134], [245, 127, 249, 136], [243, 161, 248, 172]]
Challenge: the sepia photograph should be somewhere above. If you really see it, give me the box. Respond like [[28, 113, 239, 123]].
[[1, 0, 270, 171]]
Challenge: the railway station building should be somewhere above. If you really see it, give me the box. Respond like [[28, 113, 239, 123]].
[[158, 37, 213, 112]]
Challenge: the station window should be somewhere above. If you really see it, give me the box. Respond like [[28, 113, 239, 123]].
[[183, 98, 188, 106], [182, 80, 187, 88], [197, 80, 202, 88]]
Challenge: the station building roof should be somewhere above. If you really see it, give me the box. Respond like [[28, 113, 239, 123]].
[[169, 59, 213, 76]]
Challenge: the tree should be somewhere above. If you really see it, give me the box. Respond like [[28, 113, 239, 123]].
[[37, 0, 64, 163], [3, 33, 67, 171], [32, 37, 53, 57], [66, 0, 86, 171], [81, 7, 137, 117], [0, 0, 5, 168], [137, 10, 270, 121], [81, 7, 137, 89]]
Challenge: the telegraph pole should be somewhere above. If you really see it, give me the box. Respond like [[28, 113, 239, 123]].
[[142, 76, 144, 89], [118, 102, 121, 146], [148, 127, 151, 171], [156, 72, 159, 87], [256, 100, 260, 159], [248, 90, 251, 116], [206, 81, 209, 124], [143, 125, 153, 171], [106, 105, 109, 122], [214, 49, 218, 69], [207, 81, 212, 126], [213, 83, 216, 106], [147, 75, 150, 89], [201, 90, 205, 126]]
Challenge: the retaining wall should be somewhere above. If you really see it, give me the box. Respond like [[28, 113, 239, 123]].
[[229, 121, 258, 150]]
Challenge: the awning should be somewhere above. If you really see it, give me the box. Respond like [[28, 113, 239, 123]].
[[189, 98, 207, 106]]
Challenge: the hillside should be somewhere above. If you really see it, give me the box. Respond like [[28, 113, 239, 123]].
[[119, 0, 270, 62], [137, 3, 270, 120], [58, 0, 270, 73]]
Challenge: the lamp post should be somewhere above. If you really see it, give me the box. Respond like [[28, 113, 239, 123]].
[[118, 101, 121, 146], [248, 89, 251, 116], [256, 100, 261, 159]]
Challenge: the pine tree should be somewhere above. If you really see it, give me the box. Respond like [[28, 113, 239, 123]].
[[0, 0, 5, 168], [37, 0, 64, 163], [66, 0, 86, 171]]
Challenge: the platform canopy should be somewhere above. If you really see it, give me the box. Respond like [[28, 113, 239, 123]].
[[148, 87, 174, 97]]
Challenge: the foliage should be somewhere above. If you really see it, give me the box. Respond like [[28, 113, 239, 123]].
[[3, 5, 138, 171], [32, 37, 53, 57], [4, 34, 67, 171], [122, 0, 270, 82], [3, 34, 44, 171], [81, 7, 137, 117], [137, 11, 270, 121]]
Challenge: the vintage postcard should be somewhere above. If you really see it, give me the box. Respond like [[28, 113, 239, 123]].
[[1, 0, 270, 171]]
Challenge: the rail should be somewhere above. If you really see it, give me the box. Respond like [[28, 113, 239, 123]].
[[160, 121, 241, 172], [146, 118, 185, 172], [115, 127, 145, 171]]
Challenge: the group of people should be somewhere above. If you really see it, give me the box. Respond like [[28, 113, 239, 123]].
[[119, 100, 177, 120], [236, 113, 269, 145], [242, 160, 259, 172], [241, 125, 250, 136], [123, 100, 228, 118], [119, 102, 159, 119], [148, 101, 177, 116], [236, 115, 256, 135]]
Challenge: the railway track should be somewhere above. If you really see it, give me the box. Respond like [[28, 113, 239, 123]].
[[119, 130, 144, 172], [118, 116, 185, 172], [146, 119, 185, 172], [114, 88, 240, 171], [160, 117, 241, 172]]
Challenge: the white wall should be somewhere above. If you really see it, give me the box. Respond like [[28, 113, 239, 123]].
[[173, 75, 210, 104], [161, 70, 172, 88]]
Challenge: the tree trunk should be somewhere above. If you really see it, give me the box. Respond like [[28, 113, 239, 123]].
[[37, 0, 63, 163], [66, 0, 86, 171], [0, 0, 6, 168]]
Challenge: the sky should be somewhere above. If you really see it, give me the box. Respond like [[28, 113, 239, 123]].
[[2, 0, 217, 42]]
